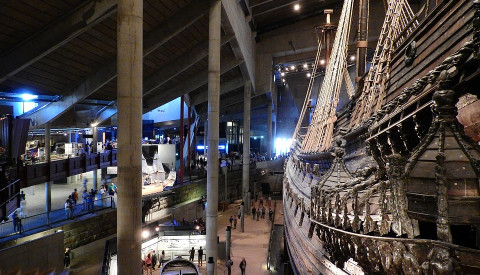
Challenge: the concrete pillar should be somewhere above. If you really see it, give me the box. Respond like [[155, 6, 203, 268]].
[[204, 120, 207, 156], [92, 126, 98, 153], [240, 202, 245, 233], [45, 123, 51, 222], [93, 170, 98, 191], [223, 166, 228, 202], [242, 80, 251, 216], [180, 95, 184, 185], [267, 102, 273, 160], [226, 226, 231, 259], [117, 0, 143, 273], [68, 130, 72, 143], [207, 257, 215, 275], [206, 1, 221, 273]]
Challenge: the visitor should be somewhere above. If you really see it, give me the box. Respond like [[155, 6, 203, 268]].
[[261, 206, 266, 219], [72, 189, 78, 205], [229, 216, 234, 227], [82, 190, 88, 210], [160, 250, 165, 267], [239, 258, 247, 275], [198, 246, 204, 266], [89, 189, 96, 213], [65, 199, 72, 219], [82, 178, 88, 191], [64, 247, 71, 268], [233, 215, 237, 229], [189, 247, 195, 262], [237, 206, 242, 219], [151, 251, 157, 270], [252, 206, 256, 220], [269, 208, 274, 221], [144, 252, 153, 275], [225, 257, 233, 275]]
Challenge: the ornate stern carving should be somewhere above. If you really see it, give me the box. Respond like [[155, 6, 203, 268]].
[[334, 191, 342, 227], [387, 154, 418, 238], [363, 191, 375, 234], [352, 190, 361, 232], [342, 200, 351, 230], [313, 164, 320, 176], [378, 180, 391, 236]]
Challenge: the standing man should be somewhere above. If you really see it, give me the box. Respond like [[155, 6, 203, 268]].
[[252, 206, 256, 220], [198, 246, 203, 266], [239, 258, 247, 275], [152, 251, 157, 270], [189, 247, 195, 262], [225, 257, 233, 275]]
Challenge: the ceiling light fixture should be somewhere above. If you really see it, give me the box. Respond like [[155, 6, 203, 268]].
[[320, 59, 326, 65], [307, 73, 311, 78], [281, 72, 285, 76], [350, 55, 356, 61], [294, 4, 300, 11], [303, 64, 308, 69], [282, 78, 285, 82], [290, 65, 295, 70]]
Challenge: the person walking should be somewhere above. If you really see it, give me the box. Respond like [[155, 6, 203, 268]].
[[269, 208, 274, 221], [144, 252, 153, 275], [233, 215, 237, 229], [160, 250, 165, 267], [82, 190, 88, 210], [198, 246, 203, 266], [239, 258, 247, 275], [64, 247, 71, 268], [152, 251, 157, 270], [72, 189, 78, 205], [252, 206, 256, 220], [65, 199, 72, 219], [261, 206, 266, 219], [189, 247, 195, 262], [237, 206, 242, 219], [225, 257, 233, 275], [229, 216, 234, 227]]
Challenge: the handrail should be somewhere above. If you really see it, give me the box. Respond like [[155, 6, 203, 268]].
[[266, 200, 277, 271], [0, 196, 116, 239], [100, 237, 117, 275]]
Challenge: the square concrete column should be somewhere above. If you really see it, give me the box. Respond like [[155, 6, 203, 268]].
[[45, 123, 51, 221], [267, 102, 273, 159], [117, 0, 143, 273], [206, 1, 221, 274], [242, 80, 251, 216]]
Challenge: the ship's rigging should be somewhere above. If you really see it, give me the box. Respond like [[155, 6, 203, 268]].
[[294, 0, 418, 154]]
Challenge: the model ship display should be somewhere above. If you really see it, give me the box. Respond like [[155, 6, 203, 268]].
[[283, 0, 480, 274]]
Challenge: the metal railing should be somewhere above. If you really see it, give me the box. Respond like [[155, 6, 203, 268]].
[[0, 196, 116, 239], [266, 200, 277, 271]]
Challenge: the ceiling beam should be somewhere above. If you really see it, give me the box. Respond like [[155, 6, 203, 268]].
[[23, 0, 209, 129], [94, 55, 243, 125], [221, 0, 256, 89], [143, 34, 234, 97], [0, 0, 117, 84], [190, 76, 245, 106]]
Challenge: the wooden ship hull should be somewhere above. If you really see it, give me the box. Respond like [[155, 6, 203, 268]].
[[283, 1, 480, 274]]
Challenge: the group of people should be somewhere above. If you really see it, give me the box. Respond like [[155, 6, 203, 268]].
[[142, 250, 165, 274], [188, 246, 204, 266], [251, 198, 274, 222], [225, 257, 247, 275]]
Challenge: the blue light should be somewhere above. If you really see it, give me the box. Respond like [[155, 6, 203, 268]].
[[20, 93, 38, 101]]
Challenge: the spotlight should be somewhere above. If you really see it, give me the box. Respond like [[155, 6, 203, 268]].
[[155, 226, 160, 232], [20, 94, 38, 101], [350, 55, 356, 61], [195, 225, 200, 231], [294, 4, 300, 11], [303, 64, 308, 69], [281, 72, 285, 77], [307, 73, 311, 78], [91, 122, 99, 127], [282, 78, 285, 82], [320, 59, 326, 65], [290, 65, 295, 70], [142, 230, 150, 239]]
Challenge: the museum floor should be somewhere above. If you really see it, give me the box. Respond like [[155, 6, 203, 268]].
[[70, 200, 283, 274]]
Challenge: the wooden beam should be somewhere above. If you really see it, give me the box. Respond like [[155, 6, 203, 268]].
[[0, 0, 117, 84], [23, 0, 209, 128]]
